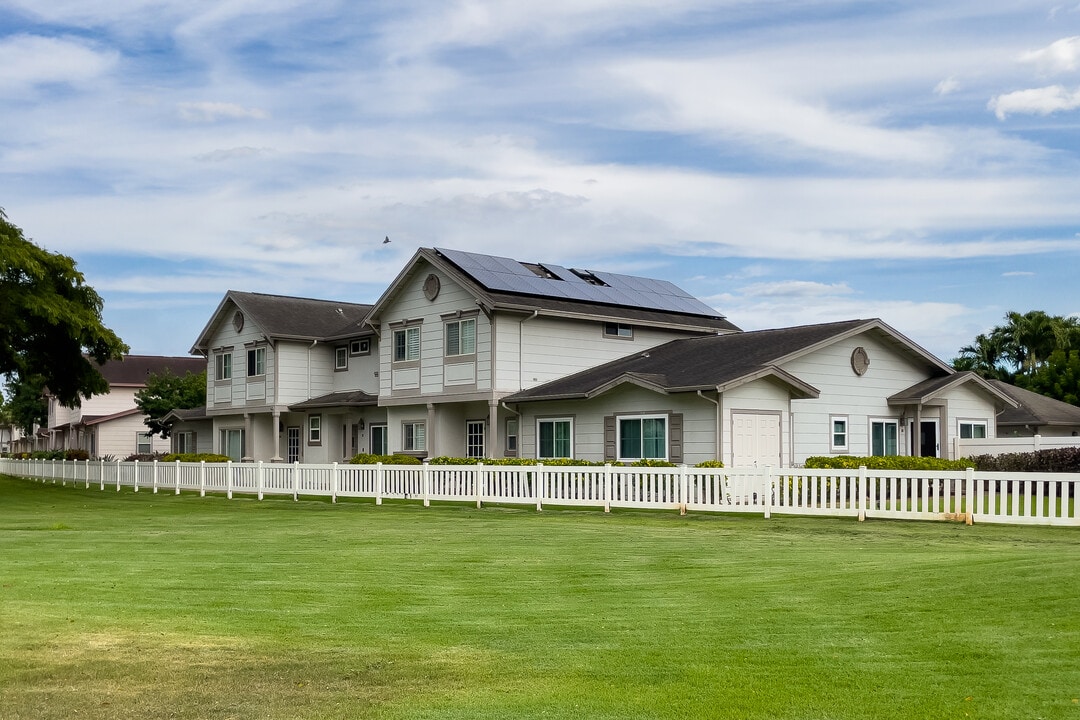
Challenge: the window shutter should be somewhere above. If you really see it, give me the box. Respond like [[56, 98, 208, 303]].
[[669, 413, 683, 464], [604, 416, 616, 461]]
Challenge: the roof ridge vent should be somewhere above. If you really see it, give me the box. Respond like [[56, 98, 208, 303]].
[[568, 268, 609, 287]]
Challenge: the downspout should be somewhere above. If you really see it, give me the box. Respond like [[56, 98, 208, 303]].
[[698, 389, 722, 463], [518, 310, 539, 390], [307, 339, 318, 399]]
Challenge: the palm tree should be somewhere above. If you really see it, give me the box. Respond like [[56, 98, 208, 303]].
[[953, 332, 1010, 380], [1000, 310, 1057, 376]]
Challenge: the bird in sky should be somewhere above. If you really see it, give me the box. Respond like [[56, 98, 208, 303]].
[[383, 236, 391, 244]]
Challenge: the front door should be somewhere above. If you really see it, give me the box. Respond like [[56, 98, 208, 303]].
[[914, 420, 938, 457], [287, 426, 301, 464]]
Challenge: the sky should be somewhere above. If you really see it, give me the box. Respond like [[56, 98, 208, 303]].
[[2, 1, 1079, 363]]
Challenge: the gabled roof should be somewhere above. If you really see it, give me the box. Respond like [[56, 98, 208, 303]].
[[191, 291, 373, 352], [988, 380, 1080, 429], [888, 372, 1018, 409], [96, 355, 205, 387], [365, 248, 740, 334], [159, 406, 209, 423], [289, 390, 378, 410], [504, 319, 898, 402]]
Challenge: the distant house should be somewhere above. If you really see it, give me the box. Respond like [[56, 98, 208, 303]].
[[168, 247, 1058, 465], [989, 380, 1080, 437], [45, 355, 205, 458]]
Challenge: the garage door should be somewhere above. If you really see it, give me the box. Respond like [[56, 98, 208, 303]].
[[731, 413, 781, 468]]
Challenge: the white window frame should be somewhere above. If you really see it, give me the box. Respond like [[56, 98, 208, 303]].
[[958, 420, 988, 440], [403, 422, 426, 452], [215, 352, 232, 380], [536, 418, 574, 459], [870, 418, 900, 457], [136, 432, 153, 455], [830, 415, 848, 452], [617, 414, 668, 462], [175, 431, 194, 455], [505, 418, 518, 456], [308, 415, 322, 445], [466, 420, 485, 458], [445, 317, 476, 357], [393, 326, 421, 362], [247, 346, 266, 377], [335, 346, 348, 371], [350, 338, 371, 356], [220, 428, 244, 461]]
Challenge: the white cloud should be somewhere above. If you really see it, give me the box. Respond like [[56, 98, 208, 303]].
[[1019, 36, 1080, 74], [989, 85, 1080, 119], [0, 34, 118, 91], [178, 102, 268, 122], [193, 147, 271, 162], [934, 76, 960, 95]]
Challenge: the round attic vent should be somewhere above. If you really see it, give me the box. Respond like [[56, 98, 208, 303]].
[[851, 346, 869, 376], [423, 273, 441, 301], [233, 310, 245, 332]]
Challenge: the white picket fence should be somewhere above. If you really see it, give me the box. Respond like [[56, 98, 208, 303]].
[[1, 458, 1077, 527]]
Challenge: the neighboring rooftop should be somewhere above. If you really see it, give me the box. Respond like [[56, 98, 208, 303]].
[[989, 380, 1080, 431], [97, 355, 206, 387]]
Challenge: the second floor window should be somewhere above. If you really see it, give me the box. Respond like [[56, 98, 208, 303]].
[[394, 326, 420, 362], [335, 346, 348, 370], [215, 352, 232, 380], [445, 318, 476, 356], [247, 347, 265, 377]]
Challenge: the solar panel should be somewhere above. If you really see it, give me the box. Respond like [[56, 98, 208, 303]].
[[436, 248, 723, 318]]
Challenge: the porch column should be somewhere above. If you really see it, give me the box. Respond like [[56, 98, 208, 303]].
[[489, 400, 501, 458], [271, 408, 283, 462], [242, 412, 253, 461], [912, 404, 922, 457], [427, 403, 436, 457]]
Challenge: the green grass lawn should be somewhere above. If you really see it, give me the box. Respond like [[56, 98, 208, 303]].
[[1, 475, 1078, 720]]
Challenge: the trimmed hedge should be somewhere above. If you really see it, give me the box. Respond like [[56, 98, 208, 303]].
[[160, 453, 232, 463], [964, 447, 1080, 473], [349, 453, 422, 465], [804, 455, 971, 471]]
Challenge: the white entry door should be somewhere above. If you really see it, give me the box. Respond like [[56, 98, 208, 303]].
[[731, 413, 781, 468]]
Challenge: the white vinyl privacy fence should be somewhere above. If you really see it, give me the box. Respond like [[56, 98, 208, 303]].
[[1, 458, 1077, 527]]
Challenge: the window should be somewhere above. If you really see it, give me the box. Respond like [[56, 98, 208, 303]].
[[871, 419, 899, 456], [537, 418, 573, 459], [445, 318, 476, 356], [393, 327, 420, 362], [308, 415, 322, 445], [505, 419, 518, 456], [619, 415, 667, 461], [136, 432, 153, 455], [466, 420, 485, 458], [959, 421, 988, 439], [350, 338, 370, 356], [403, 422, 426, 452], [830, 416, 848, 452], [335, 346, 348, 370], [220, 428, 244, 461], [603, 322, 633, 338], [247, 346, 265, 377], [175, 431, 194, 454], [215, 352, 232, 380]]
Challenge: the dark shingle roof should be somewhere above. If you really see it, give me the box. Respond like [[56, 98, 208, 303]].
[[888, 372, 1016, 408], [989, 380, 1080, 429], [289, 390, 378, 410], [230, 291, 373, 340], [504, 319, 878, 401], [97, 355, 206, 386]]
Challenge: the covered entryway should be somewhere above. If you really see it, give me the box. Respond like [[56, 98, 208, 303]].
[[913, 419, 939, 458], [731, 412, 782, 468]]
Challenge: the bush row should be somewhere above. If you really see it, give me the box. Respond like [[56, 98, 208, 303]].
[[804, 455, 971, 471], [348, 454, 724, 468], [964, 447, 1080, 473]]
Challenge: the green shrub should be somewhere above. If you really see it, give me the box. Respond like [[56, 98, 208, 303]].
[[348, 453, 422, 465], [964, 447, 1080, 473], [694, 460, 725, 468], [161, 453, 231, 463], [803, 455, 970, 471], [63, 449, 91, 461], [629, 458, 677, 467], [122, 452, 166, 462]]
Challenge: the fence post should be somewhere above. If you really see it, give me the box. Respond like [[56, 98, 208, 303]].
[[476, 462, 484, 509], [857, 466, 867, 521], [763, 466, 773, 519], [226, 460, 233, 499], [423, 461, 431, 507], [292, 461, 300, 502], [376, 462, 383, 505], [679, 464, 688, 515], [604, 463, 612, 513], [535, 464, 543, 512], [331, 462, 338, 503], [199, 460, 206, 497], [256, 461, 264, 501], [965, 467, 975, 525], [100, 459, 106, 491], [84, 459, 90, 489], [116, 460, 122, 492]]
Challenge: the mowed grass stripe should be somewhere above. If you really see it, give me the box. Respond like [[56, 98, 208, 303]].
[[1, 475, 1077, 719]]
